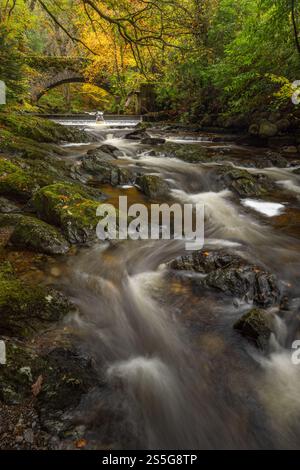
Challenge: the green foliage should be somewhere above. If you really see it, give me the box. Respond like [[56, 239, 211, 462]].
[[0, 25, 28, 103], [156, 0, 300, 118]]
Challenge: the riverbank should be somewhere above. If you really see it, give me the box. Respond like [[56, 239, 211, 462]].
[[143, 107, 300, 153]]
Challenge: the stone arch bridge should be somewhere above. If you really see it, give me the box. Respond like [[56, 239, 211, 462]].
[[26, 56, 156, 114]]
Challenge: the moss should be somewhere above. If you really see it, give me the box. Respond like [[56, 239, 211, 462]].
[[0, 261, 71, 338], [0, 128, 52, 160], [0, 158, 38, 200], [0, 113, 91, 143], [10, 216, 70, 255], [32, 183, 101, 244]]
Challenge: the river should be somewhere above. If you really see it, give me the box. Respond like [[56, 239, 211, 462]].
[[47, 116, 300, 449]]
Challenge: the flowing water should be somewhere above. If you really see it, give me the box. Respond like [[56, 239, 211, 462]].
[[50, 117, 300, 449]]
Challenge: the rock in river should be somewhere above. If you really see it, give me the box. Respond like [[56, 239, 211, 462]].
[[136, 174, 169, 199], [124, 129, 151, 141], [234, 308, 273, 349], [216, 167, 275, 198], [81, 156, 134, 186], [169, 250, 281, 308]]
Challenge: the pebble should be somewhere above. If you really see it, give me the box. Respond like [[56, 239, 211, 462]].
[[24, 429, 34, 444]]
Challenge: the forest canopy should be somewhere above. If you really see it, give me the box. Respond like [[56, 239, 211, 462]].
[[0, 0, 300, 116]]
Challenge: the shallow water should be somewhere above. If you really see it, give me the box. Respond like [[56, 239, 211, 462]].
[[51, 117, 300, 449]]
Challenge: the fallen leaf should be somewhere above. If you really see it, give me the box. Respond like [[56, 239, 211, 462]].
[[75, 438, 87, 449], [32, 375, 43, 397]]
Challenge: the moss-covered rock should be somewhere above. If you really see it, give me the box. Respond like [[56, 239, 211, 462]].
[[216, 167, 275, 197], [0, 261, 71, 338], [32, 183, 101, 244], [10, 216, 70, 255], [136, 174, 169, 199], [234, 308, 272, 349], [0, 128, 52, 160], [0, 158, 39, 200], [0, 113, 91, 144]]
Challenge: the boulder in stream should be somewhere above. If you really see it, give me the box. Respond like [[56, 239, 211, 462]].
[[81, 156, 134, 186], [234, 308, 272, 349], [98, 143, 123, 158], [124, 129, 151, 141], [136, 174, 169, 199], [216, 167, 275, 197], [169, 250, 281, 308]]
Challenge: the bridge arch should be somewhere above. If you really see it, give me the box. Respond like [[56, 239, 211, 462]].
[[31, 71, 111, 103]]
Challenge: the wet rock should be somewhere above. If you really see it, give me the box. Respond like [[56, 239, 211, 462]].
[[31, 183, 101, 244], [234, 308, 272, 349], [10, 216, 70, 255], [259, 120, 278, 138], [0, 261, 71, 338], [81, 156, 134, 186], [98, 144, 123, 158], [141, 137, 166, 145], [264, 151, 288, 168], [85, 148, 115, 163], [169, 250, 243, 273], [36, 348, 98, 434], [0, 341, 98, 433], [169, 250, 281, 308], [124, 129, 151, 141], [203, 266, 280, 307], [136, 174, 169, 199], [216, 167, 274, 197], [0, 197, 20, 213]]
